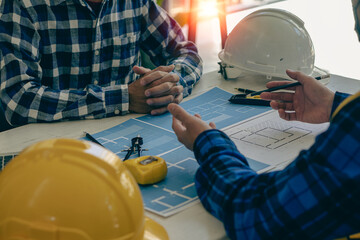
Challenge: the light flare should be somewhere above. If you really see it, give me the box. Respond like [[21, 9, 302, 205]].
[[197, 0, 219, 18]]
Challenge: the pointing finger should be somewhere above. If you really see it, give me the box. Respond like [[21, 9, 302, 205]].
[[168, 103, 193, 125]]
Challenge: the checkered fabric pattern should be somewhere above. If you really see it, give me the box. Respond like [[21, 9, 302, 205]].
[[193, 91, 360, 239], [0, 0, 202, 126], [1, 154, 17, 171]]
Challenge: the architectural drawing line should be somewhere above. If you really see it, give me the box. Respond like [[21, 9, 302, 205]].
[[134, 118, 175, 133], [274, 133, 312, 148], [165, 157, 197, 170], [99, 136, 128, 145], [152, 196, 165, 202], [229, 125, 314, 150], [152, 197, 173, 208], [253, 132, 281, 141], [163, 188, 192, 200], [158, 145, 183, 157], [182, 183, 195, 190], [166, 162, 185, 170], [161, 198, 200, 214]]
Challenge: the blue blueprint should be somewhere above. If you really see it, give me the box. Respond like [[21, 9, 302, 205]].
[[0, 88, 271, 216], [86, 87, 272, 216], [137, 87, 270, 131]]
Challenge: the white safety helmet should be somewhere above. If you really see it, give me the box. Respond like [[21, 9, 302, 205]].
[[219, 8, 316, 80]]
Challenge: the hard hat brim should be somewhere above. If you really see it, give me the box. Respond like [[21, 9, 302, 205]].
[[143, 217, 169, 240], [219, 49, 329, 83]]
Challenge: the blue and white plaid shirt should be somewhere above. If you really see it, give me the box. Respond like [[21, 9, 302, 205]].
[[194, 91, 360, 239], [0, 0, 202, 126]]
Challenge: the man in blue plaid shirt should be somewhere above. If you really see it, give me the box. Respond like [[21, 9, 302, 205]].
[[170, 72, 360, 239], [0, 0, 202, 127], [168, 2, 360, 238]]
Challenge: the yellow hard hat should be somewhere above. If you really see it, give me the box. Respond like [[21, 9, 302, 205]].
[[0, 138, 168, 240]]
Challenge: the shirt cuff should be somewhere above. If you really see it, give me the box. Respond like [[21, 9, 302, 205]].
[[104, 84, 129, 116], [330, 91, 351, 117], [194, 129, 245, 165]]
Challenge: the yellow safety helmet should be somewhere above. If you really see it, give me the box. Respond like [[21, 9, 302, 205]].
[[0, 138, 168, 240]]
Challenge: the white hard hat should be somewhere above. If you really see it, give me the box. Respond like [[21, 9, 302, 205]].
[[219, 8, 316, 80]]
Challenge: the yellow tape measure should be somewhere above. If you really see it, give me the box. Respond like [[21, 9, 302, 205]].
[[124, 155, 167, 185], [246, 95, 261, 99]]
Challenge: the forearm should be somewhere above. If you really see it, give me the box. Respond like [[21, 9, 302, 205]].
[[1, 17, 129, 125], [194, 130, 278, 238], [141, 0, 203, 98], [193, 125, 360, 239], [170, 47, 203, 98], [1, 78, 129, 125], [194, 131, 256, 219], [150, 38, 203, 98]]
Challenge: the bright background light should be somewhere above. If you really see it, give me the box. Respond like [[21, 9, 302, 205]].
[[198, 0, 219, 18]]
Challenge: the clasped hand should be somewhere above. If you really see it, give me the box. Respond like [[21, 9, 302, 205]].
[[129, 65, 183, 115]]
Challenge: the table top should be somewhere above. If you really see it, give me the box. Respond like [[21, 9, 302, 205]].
[[1, 71, 359, 240], [1, 0, 360, 239]]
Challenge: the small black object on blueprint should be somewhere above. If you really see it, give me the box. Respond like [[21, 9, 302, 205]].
[[228, 94, 271, 106]]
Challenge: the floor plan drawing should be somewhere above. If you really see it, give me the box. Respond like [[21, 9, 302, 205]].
[[89, 87, 273, 216], [223, 111, 329, 166], [228, 120, 313, 149]]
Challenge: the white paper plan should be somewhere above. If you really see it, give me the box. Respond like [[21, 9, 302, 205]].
[[222, 110, 330, 169]]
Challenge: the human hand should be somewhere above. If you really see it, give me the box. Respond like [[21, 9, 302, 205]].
[[168, 103, 216, 151], [260, 70, 335, 123], [133, 65, 183, 115], [128, 72, 151, 113]]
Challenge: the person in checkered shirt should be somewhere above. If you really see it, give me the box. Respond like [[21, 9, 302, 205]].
[[168, 2, 360, 239], [0, 0, 203, 127]]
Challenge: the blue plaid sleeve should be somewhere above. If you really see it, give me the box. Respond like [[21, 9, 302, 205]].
[[0, 0, 202, 126], [330, 91, 350, 118], [193, 96, 360, 239], [140, 0, 203, 97], [0, 0, 131, 126]]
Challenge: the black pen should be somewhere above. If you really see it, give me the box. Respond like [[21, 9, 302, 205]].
[[84, 131, 105, 147], [234, 88, 256, 94], [249, 74, 331, 97]]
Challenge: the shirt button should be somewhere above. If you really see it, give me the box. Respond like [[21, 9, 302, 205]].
[[95, 50, 100, 55], [94, 80, 98, 85], [114, 109, 120, 115]]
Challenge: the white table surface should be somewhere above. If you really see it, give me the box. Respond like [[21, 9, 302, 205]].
[[1, 72, 359, 240], [1, 0, 360, 239]]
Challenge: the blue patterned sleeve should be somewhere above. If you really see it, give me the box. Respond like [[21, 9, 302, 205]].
[[193, 95, 360, 239], [330, 91, 351, 118], [0, 1, 128, 126], [140, 0, 203, 97]]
